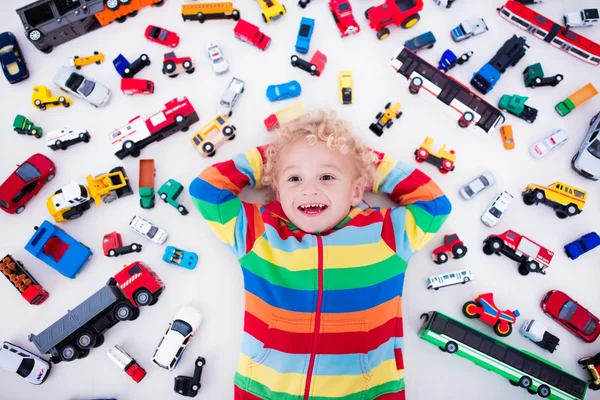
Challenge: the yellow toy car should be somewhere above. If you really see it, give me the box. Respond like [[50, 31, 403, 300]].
[[414, 136, 456, 174], [190, 114, 236, 158], [258, 0, 286, 23], [369, 102, 402, 136], [339, 70, 353, 104], [68, 51, 104, 70], [522, 181, 586, 219], [31, 85, 72, 111]]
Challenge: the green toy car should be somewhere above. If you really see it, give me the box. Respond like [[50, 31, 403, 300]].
[[13, 114, 42, 138], [157, 179, 189, 216], [498, 94, 537, 123]]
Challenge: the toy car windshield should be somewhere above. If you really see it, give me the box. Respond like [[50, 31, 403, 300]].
[[16, 163, 41, 181], [65, 73, 84, 91]]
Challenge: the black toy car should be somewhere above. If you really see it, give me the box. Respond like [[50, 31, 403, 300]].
[[290, 55, 317, 76]]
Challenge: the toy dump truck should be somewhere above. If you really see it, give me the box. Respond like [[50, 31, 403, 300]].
[[1, 254, 49, 305], [13, 114, 42, 138], [157, 179, 189, 215], [498, 94, 537, 123], [139, 159, 155, 209], [555, 83, 598, 117], [523, 63, 563, 88]]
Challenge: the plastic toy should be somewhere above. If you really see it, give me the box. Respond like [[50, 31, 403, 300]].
[[13, 114, 42, 138], [459, 172, 495, 200], [218, 77, 244, 117], [264, 102, 307, 131], [25, 220, 92, 279], [129, 215, 168, 245], [481, 191, 513, 227], [121, 78, 154, 95], [431, 234, 467, 264], [369, 102, 402, 136], [102, 232, 142, 257], [174, 357, 206, 397], [572, 112, 600, 180], [111, 97, 199, 159], [266, 80, 301, 101], [523, 63, 563, 88], [295, 17, 314, 54], [451, 18, 488, 42], [483, 229, 553, 275], [145, 25, 179, 48], [206, 43, 228, 74], [31, 85, 71, 110], [500, 125, 515, 150], [139, 159, 155, 209], [113, 53, 151, 78], [107, 345, 146, 383], [520, 320, 560, 353], [299, 0, 311, 7], [339, 70, 353, 104], [522, 181, 585, 219], [0, 153, 55, 215], [158, 179, 189, 215], [29, 261, 164, 363], [463, 293, 519, 337], [0, 341, 50, 385], [529, 129, 567, 159], [329, 0, 360, 37], [182, 2, 240, 22], [152, 305, 203, 370], [433, 0, 457, 8], [190, 115, 236, 158], [427, 270, 473, 290], [564, 9, 599, 29], [258, 0, 286, 23], [1, 254, 49, 305], [53, 66, 110, 108], [233, 19, 270, 51], [579, 353, 600, 391], [541, 290, 600, 343], [68, 52, 104, 70], [46, 167, 133, 223], [364, 0, 423, 40], [290, 55, 317, 76], [162, 52, 195, 78], [163, 246, 198, 269], [0, 32, 29, 83], [555, 83, 598, 117], [310, 51, 327, 76], [498, 94, 537, 123], [414, 137, 456, 174], [471, 35, 528, 94], [565, 232, 600, 260], [437, 50, 473, 72], [404, 31, 436, 53], [46, 129, 90, 151]]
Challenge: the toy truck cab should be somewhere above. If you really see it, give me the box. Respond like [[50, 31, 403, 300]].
[[157, 179, 189, 215], [365, 0, 423, 40], [107, 345, 146, 383], [564, 9, 599, 29], [102, 232, 142, 257], [523, 63, 563, 88], [520, 319, 560, 353], [498, 94, 537, 123], [451, 18, 488, 42], [522, 181, 586, 219], [115, 261, 164, 307]]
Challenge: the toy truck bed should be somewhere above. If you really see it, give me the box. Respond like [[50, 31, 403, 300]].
[[138, 159, 155, 209], [1, 254, 48, 305], [556, 83, 598, 116]]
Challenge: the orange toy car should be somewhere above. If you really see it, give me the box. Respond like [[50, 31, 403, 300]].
[[500, 125, 514, 150]]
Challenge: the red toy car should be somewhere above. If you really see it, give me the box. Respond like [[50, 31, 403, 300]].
[[310, 50, 327, 76], [365, 0, 423, 40], [329, 0, 360, 37], [0, 153, 55, 215], [233, 19, 271, 51], [541, 290, 600, 343], [102, 232, 142, 257], [121, 78, 154, 95], [463, 293, 520, 337], [431, 233, 467, 264], [145, 25, 180, 48]]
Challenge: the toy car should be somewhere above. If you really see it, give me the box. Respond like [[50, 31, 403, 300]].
[[162, 246, 198, 269], [578, 353, 600, 391], [113, 53, 151, 78], [258, 0, 286, 23], [522, 181, 585, 219], [157, 179, 189, 215], [481, 191, 513, 227], [500, 125, 515, 150], [433, 0, 457, 8], [310, 50, 327, 76], [541, 290, 600, 343], [152, 305, 203, 370], [519, 320, 560, 353], [0, 341, 50, 385], [451, 18, 488, 42], [129, 216, 168, 245], [190, 114, 236, 158], [218, 77, 244, 117], [571, 111, 600, 180], [0, 31, 29, 84], [463, 293, 520, 336], [564, 232, 600, 260], [295, 17, 315, 54], [365, 0, 423, 40], [431, 233, 467, 264], [459, 171, 495, 200], [46, 129, 90, 151], [266, 80, 301, 102], [414, 137, 455, 174], [174, 357, 206, 397], [206, 42, 228, 74], [523, 63, 563, 88], [329, 0, 360, 37], [529, 129, 568, 159], [107, 345, 146, 383], [145, 25, 180, 48], [31, 85, 71, 111], [1, 254, 49, 305], [404, 31, 436, 53], [233, 19, 271, 51], [427, 269, 473, 290], [162, 52, 195, 77], [498, 94, 537, 123], [0, 153, 55, 215], [437, 49, 473, 72], [13, 114, 42, 138], [102, 232, 142, 257], [564, 8, 599, 29], [121, 78, 154, 95], [68, 52, 104, 70], [290, 54, 317, 75], [368, 102, 402, 136], [339, 70, 353, 104], [53, 67, 110, 108]]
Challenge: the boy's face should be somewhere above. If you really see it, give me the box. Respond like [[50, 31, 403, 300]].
[[274, 139, 365, 234]]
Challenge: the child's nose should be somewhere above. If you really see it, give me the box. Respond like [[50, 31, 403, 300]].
[[301, 183, 320, 196]]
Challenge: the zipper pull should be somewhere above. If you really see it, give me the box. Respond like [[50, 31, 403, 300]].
[[316, 229, 321, 236]]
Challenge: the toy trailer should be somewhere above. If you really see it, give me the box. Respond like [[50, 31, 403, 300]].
[[483, 230, 554, 276], [520, 319, 559, 353], [264, 102, 307, 131], [555, 83, 598, 117], [139, 159, 155, 209], [13, 114, 42, 138], [1, 254, 49, 305], [523, 63, 563, 88], [157, 179, 188, 215]]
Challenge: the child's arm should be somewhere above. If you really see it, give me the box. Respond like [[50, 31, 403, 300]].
[[371, 150, 452, 259], [189, 147, 266, 258]]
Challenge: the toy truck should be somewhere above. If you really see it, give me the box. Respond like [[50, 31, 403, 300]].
[[13, 114, 42, 138], [139, 159, 155, 209], [498, 94, 537, 123], [264, 102, 307, 131], [437, 49, 473, 72], [431, 233, 467, 264], [555, 83, 598, 117], [46, 167, 133, 223], [522, 181, 586, 219], [520, 319, 560, 353], [482, 230, 554, 276], [364, 0, 423, 40], [107, 345, 146, 383], [564, 232, 600, 260], [25, 221, 93, 279], [102, 232, 142, 257], [1, 254, 48, 305], [157, 179, 189, 215], [523, 63, 563, 88], [233, 19, 271, 51], [174, 357, 206, 397], [414, 137, 456, 174], [29, 261, 164, 363]]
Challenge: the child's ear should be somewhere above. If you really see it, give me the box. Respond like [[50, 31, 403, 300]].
[[350, 178, 366, 207]]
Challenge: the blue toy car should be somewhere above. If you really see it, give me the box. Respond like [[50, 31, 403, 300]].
[[564, 232, 600, 260], [162, 246, 198, 270], [404, 31, 436, 53], [295, 17, 315, 54], [0, 32, 29, 84], [25, 220, 93, 279], [266, 80, 302, 101], [112, 53, 150, 78]]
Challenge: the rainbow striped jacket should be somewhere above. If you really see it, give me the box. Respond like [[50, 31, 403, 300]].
[[189, 146, 451, 400]]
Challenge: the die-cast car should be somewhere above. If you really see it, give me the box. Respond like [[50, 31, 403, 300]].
[[120, 78, 154, 95], [481, 190, 514, 227], [68, 52, 104, 70], [529, 129, 568, 159], [145, 25, 180, 48], [46, 129, 90, 151], [152, 305, 203, 371], [162, 52, 195, 77], [451, 18, 488, 42], [339, 70, 353, 104], [206, 43, 228, 74], [0, 341, 50, 385], [564, 8, 599, 29], [53, 67, 110, 108], [404, 31, 436, 53], [0, 31, 29, 84], [437, 49, 473, 72], [295, 17, 315, 54], [218, 77, 244, 117], [259, 0, 286, 23], [541, 290, 600, 343], [112, 54, 151, 78], [310, 50, 327, 76], [31, 86, 71, 110], [572, 112, 600, 180], [233, 19, 271, 51], [500, 125, 515, 150], [190, 114, 236, 158], [459, 171, 495, 200], [329, 0, 360, 37], [266, 80, 301, 101], [162, 246, 198, 270], [129, 215, 168, 245], [564, 232, 600, 260]]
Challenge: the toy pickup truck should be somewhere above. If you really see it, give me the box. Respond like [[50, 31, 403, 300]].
[[157, 179, 188, 215], [520, 320, 560, 353], [564, 232, 600, 260], [555, 83, 598, 117], [139, 159, 155, 209]]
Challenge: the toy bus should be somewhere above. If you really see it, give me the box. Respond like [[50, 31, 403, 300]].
[[426, 270, 474, 290]]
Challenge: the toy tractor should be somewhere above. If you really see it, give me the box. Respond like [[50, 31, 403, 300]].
[[523, 63, 563, 88], [431, 233, 468, 264], [365, 0, 423, 40], [13, 114, 42, 138], [157, 179, 189, 215], [498, 94, 538, 123], [463, 293, 520, 337], [414, 136, 456, 174], [579, 352, 600, 391], [369, 102, 402, 136]]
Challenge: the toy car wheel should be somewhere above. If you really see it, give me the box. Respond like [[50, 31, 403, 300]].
[[197, 12, 205, 23], [108, 249, 117, 257], [401, 13, 420, 29], [555, 210, 568, 219], [60, 344, 78, 362], [462, 301, 479, 318], [409, 77, 423, 94], [80, 132, 90, 142], [493, 321, 512, 337], [46, 173, 55, 182], [537, 385, 550, 398], [435, 253, 448, 264], [533, 190, 545, 203], [232, 10, 240, 20], [564, 204, 578, 216], [159, 193, 168, 202], [364, 6, 373, 19], [310, 65, 317, 75], [58, 96, 67, 104], [525, 260, 539, 272], [376, 28, 390, 41], [134, 289, 153, 306], [462, 277, 470, 284], [386, 120, 393, 128], [77, 331, 96, 349], [518, 264, 530, 276], [441, 160, 453, 171], [114, 303, 134, 321], [15, 206, 25, 214], [444, 341, 458, 354], [534, 77, 542, 86], [488, 238, 503, 252], [163, 61, 177, 74], [290, 55, 299, 66], [28, 29, 43, 41], [417, 148, 428, 160], [452, 245, 467, 258], [518, 376, 533, 389], [178, 205, 188, 215], [93, 334, 105, 348], [202, 142, 215, 155], [223, 126, 235, 137], [183, 60, 193, 70], [385, 102, 391, 109], [34, 99, 42, 107], [396, 112, 402, 119], [376, 112, 383, 119], [509, 380, 519, 387], [522, 194, 535, 206], [106, 0, 120, 11]]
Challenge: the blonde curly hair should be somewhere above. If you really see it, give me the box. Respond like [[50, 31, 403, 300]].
[[262, 110, 379, 190]]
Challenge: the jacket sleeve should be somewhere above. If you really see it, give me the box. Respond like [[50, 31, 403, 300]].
[[188, 147, 266, 259], [371, 151, 452, 260]]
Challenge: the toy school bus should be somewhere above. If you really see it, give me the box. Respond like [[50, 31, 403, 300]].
[[182, 2, 240, 23]]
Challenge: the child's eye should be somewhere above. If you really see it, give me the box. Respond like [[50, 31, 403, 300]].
[[321, 174, 335, 181], [288, 176, 301, 182]]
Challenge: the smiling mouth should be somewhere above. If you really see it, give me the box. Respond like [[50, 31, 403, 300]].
[[298, 203, 328, 215]]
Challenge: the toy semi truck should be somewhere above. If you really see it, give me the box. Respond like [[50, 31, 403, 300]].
[[29, 261, 164, 364], [1, 254, 49, 305], [555, 83, 598, 117], [139, 159, 155, 209], [520, 319, 560, 353]]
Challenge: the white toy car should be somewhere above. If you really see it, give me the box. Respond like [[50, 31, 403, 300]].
[[152, 305, 203, 371], [46, 128, 90, 151], [481, 190, 514, 227], [207, 43, 228, 75], [451, 18, 488, 42], [129, 215, 168, 245], [433, 0, 456, 8], [218, 77, 245, 117], [459, 171, 495, 200], [53, 66, 110, 108], [529, 129, 568, 159], [564, 9, 599, 28], [426, 269, 474, 290], [0, 341, 51, 385], [572, 112, 600, 180]]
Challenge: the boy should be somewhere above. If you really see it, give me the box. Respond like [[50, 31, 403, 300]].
[[189, 111, 451, 400]]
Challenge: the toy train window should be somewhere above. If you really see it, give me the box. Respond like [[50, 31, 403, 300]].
[[24, 3, 55, 26], [511, 16, 529, 28], [570, 47, 590, 59], [54, 0, 81, 16]]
